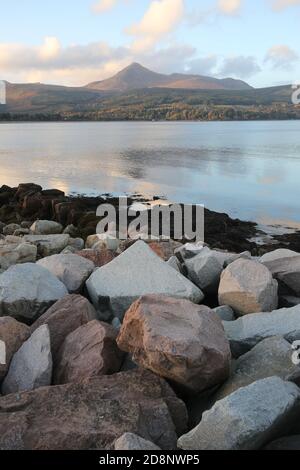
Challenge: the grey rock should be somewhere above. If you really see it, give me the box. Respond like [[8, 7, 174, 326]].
[[214, 305, 235, 322], [175, 243, 206, 262], [68, 238, 84, 251], [114, 433, 161, 451], [2, 325, 52, 395], [224, 304, 300, 358], [166, 256, 183, 273], [63, 225, 79, 237], [0, 263, 68, 324], [261, 249, 300, 297], [13, 229, 30, 236], [185, 252, 223, 294], [24, 234, 70, 257], [30, 220, 63, 235], [215, 337, 299, 400], [3, 224, 21, 236], [178, 377, 300, 450], [20, 221, 32, 229], [86, 241, 204, 319], [219, 258, 278, 316], [37, 254, 94, 294], [0, 242, 37, 270]]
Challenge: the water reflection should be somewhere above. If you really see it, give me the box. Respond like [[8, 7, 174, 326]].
[[0, 121, 299, 225]]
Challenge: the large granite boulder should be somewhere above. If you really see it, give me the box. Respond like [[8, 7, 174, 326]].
[[178, 377, 300, 450], [86, 241, 204, 320], [215, 336, 299, 400], [117, 295, 231, 394], [224, 304, 300, 357], [219, 258, 278, 316], [185, 251, 223, 294], [37, 254, 94, 293], [0, 242, 37, 270], [261, 249, 300, 296], [0, 369, 188, 450], [2, 325, 52, 395], [0, 317, 30, 382], [30, 220, 63, 235], [23, 234, 70, 257], [0, 263, 68, 324], [54, 320, 124, 384], [30, 294, 96, 365]]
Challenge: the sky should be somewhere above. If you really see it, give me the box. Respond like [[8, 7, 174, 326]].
[[0, 0, 299, 87]]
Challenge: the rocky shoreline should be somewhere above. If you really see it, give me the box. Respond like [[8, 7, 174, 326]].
[[1, 183, 300, 450]]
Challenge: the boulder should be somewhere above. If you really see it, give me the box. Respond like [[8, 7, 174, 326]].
[[175, 242, 206, 262], [261, 249, 300, 296], [0, 369, 187, 450], [54, 320, 124, 384], [148, 241, 182, 261], [63, 225, 79, 237], [218, 258, 278, 316], [0, 242, 37, 270], [86, 234, 119, 252], [68, 238, 84, 251], [212, 250, 251, 268], [3, 224, 21, 236], [0, 263, 68, 324], [76, 248, 116, 267], [178, 377, 300, 450], [166, 256, 183, 273], [185, 252, 223, 294], [86, 241, 204, 320], [30, 220, 63, 235], [2, 325, 52, 395], [117, 295, 231, 394], [224, 304, 300, 357], [0, 318, 30, 382], [23, 234, 70, 257], [114, 433, 161, 451], [37, 254, 94, 294], [213, 305, 235, 322], [30, 294, 96, 364], [215, 336, 299, 400]]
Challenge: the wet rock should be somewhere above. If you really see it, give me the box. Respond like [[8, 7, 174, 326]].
[[2, 325, 52, 395], [117, 295, 231, 394], [37, 254, 94, 293], [219, 258, 278, 316], [86, 241, 204, 320], [0, 263, 68, 324], [0, 369, 187, 450], [178, 377, 300, 450], [54, 320, 124, 384]]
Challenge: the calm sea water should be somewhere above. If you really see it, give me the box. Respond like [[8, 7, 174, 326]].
[[0, 120, 300, 227]]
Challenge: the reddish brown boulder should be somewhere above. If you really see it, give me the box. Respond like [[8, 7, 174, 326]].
[[76, 248, 116, 267], [148, 241, 182, 261], [0, 318, 30, 382], [30, 295, 96, 364], [117, 295, 231, 394], [54, 320, 124, 384], [0, 369, 187, 450]]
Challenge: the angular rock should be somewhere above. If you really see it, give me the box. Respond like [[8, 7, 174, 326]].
[[175, 242, 206, 262], [2, 325, 52, 395], [0, 318, 30, 382], [213, 305, 235, 322], [0, 242, 37, 270], [218, 258, 278, 316], [86, 241, 204, 320], [30, 294, 96, 364], [212, 250, 251, 268], [224, 304, 300, 357], [37, 254, 94, 294], [215, 337, 299, 400], [261, 249, 300, 296], [54, 320, 124, 384], [166, 256, 183, 273], [117, 295, 231, 393], [0, 369, 187, 450], [148, 241, 182, 261], [185, 252, 223, 294], [23, 234, 70, 257], [30, 220, 63, 235], [114, 433, 161, 451], [0, 263, 68, 324], [178, 377, 300, 450]]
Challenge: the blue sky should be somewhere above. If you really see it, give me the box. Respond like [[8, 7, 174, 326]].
[[0, 0, 299, 87]]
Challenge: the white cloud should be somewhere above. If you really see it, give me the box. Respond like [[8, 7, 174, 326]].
[[217, 0, 242, 15], [265, 45, 298, 69], [219, 55, 261, 78], [127, 0, 185, 52], [92, 0, 118, 14], [271, 0, 300, 10]]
